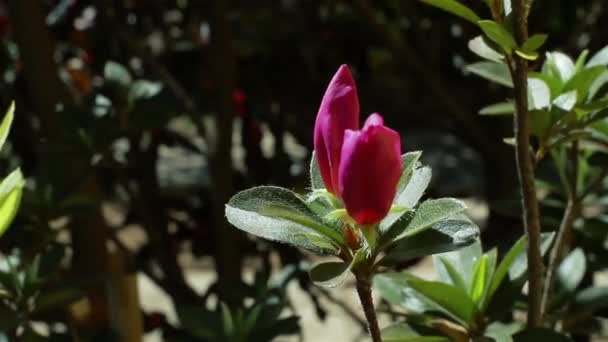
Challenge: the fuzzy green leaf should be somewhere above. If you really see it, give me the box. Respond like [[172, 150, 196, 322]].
[[399, 198, 466, 239], [309, 151, 325, 190], [225, 186, 342, 253], [383, 218, 479, 265], [309, 261, 351, 288], [381, 164, 432, 232]]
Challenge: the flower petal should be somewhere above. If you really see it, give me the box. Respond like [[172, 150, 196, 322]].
[[339, 114, 402, 225], [313, 65, 360, 195]]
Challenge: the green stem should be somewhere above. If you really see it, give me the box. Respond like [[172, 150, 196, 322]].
[[355, 275, 382, 342]]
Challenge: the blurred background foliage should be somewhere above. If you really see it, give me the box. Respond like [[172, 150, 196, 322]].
[[0, 0, 607, 341]]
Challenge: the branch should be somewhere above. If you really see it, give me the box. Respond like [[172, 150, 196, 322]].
[[509, 0, 544, 328], [541, 142, 580, 319], [208, 0, 242, 298], [355, 275, 382, 342]]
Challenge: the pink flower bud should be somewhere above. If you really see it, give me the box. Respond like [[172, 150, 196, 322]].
[[338, 114, 402, 225], [313, 65, 359, 196]]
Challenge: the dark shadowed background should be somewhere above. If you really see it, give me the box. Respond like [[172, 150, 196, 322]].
[[0, 0, 605, 340]]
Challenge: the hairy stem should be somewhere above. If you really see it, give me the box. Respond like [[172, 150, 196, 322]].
[[541, 141, 580, 320], [510, 0, 544, 328], [355, 276, 382, 342]]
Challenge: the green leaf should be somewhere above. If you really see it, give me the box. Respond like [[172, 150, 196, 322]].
[[527, 78, 551, 110], [466, 61, 513, 87], [382, 218, 479, 265], [310, 151, 325, 190], [0, 102, 14, 152], [396, 152, 423, 194], [225, 186, 342, 253], [468, 36, 503, 63], [521, 34, 548, 52], [478, 20, 517, 53], [487, 235, 526, 300], [0, 168, 25, 237], [220, 303, 235, 337], [104, 61, 132, 87], [382, 323, 450, 342], [572, 286, 608, 315], [485, 321, 523, 342], [574, 50, 590, 73], [381, 164, 432, 232], [479, 102, 515, 115], [177, 306, 220, 339], [557, 248, 585, 293], [380, 210, 416, 248], [436, 257, 468, 291], [128, 80, 163, 103], [503, 0, 512, 16], [552, 90, 577, 111], [309, 261, 351, 288], [470, 254, 489, 304], [529, 72, 562, 99], [513, 328, 573, 342], [563, 65, 606, 101], [420, 0, 481, 24], [309, 252, 363, 288], [404, 276, 476, 325], [587, 45, 608, 67], [509, 232, 554, 281], [33, 287, 85, 314], [436, 239, 482, 291], [399, 198, 466, 239], [396, 165, 432, 208], [588, 70, 608, 100], [545, 52, 576, 82], [515, 49, 539, 61]]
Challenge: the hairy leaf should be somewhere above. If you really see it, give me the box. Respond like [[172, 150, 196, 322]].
[[226, 186, 342, 253], [383, 218, 479, 264]]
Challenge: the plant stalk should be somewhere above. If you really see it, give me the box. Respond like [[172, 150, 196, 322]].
[[541, 141, 580, 319], [510, 0, 545, 328], [355, 275, 382, 342]]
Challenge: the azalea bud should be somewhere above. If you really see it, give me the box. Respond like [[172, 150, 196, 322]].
[[314, 64, 360, 196], [338, 114, 402, 225]]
